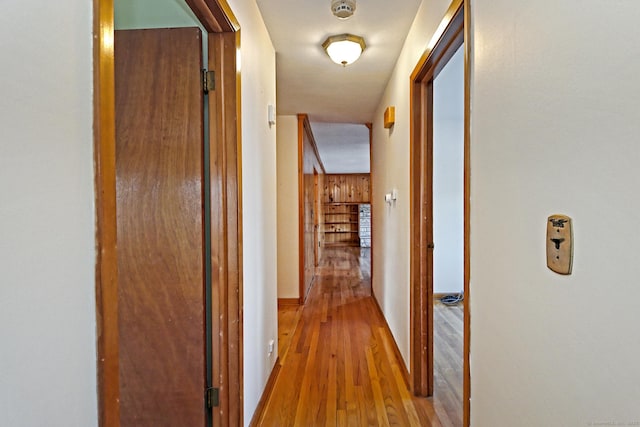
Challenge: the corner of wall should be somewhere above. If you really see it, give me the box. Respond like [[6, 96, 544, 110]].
[[276, 115, 301, 299]]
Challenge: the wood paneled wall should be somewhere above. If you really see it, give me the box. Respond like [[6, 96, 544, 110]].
[[323, 174, 371, 204], [298, 114, 326, 303]]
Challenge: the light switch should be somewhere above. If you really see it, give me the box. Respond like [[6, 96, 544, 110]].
[[546, 214, 573, 275]]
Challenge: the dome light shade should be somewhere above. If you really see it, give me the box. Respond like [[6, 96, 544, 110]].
[[322, 34, 366, 66]]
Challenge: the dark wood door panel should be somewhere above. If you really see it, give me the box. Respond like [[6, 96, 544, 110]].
[[115, 27, 206, 427]]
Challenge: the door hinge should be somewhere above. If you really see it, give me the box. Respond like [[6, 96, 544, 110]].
[[202, 70, 215, 94], [206, 387, 219, 408]]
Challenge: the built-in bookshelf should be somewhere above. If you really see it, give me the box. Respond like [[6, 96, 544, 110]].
[[323, 203, 360, 247]]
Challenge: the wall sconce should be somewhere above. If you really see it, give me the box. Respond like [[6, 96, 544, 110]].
[[322, 34, 366, 66], [384, 106, 395, 129]]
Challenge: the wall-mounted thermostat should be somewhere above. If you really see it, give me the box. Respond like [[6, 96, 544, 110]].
[[546, 214, 573, 275]]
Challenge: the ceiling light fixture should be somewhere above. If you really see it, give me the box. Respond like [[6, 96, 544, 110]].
[[331, 0, 356, 19], [322, 34, 366, 66]]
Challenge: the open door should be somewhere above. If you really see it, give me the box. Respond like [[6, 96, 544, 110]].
[[95, 1, 242, 424], [410, 0, 471, 425], [115, 27, 207, 426]]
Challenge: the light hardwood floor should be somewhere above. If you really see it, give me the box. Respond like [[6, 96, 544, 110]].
[[433, 301, 463, 427], [257, 247, 462, 426]]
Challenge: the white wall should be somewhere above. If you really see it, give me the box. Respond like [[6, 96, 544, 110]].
[[371, 0, 452, 368], [433, 45, 464, 294], [0, 1, 97, 426], [224, 0, 278, 423], [471, 0, 640, 425], [378, 1, 640, 423], [276, 115, 301, 299]]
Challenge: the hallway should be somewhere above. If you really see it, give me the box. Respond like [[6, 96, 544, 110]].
[[256, 248, 444, 426]]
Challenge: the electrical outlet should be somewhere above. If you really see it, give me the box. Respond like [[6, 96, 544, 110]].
[[268, 339, 275, 356]]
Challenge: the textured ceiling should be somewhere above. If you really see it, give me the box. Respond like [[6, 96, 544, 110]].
[[257, 0, 421, 172]]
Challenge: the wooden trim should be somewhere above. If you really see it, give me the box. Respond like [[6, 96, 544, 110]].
[[313, 169, 321, 267], [410, 0, 464, 82], [185, 0, 224, 32], [426, 80, 435, 396], [409, 72, 434, 398], [207, 0, 240, 32], [184, 0, 239, 33], [463, 2, 472, 425], [297, 114, 305, 304], [207, 28, 243, 426], [307, 125, 326, 175], [371, 294, 410, 388], [297, 114, 325, 303], [366, 122, 374, 298], [93, 0, 119, 425], [248, 357, 281, 426], [409, 1, 470, 426], [277, 298, 301, 308], [235, 29, 245, 426], [299, 115, 326, 174]]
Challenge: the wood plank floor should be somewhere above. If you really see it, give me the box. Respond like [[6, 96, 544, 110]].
[[255, 247, 460, 426], [432, 301, 463, 427]]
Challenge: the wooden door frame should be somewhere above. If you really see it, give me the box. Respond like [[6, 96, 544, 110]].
[[313, 167, 320, 267], [93, 0, 243, 425], [409, 0, 471, 425], [297, 114, 325, 303], [366, 123, 373, 294], [297, 115, 305, 303]]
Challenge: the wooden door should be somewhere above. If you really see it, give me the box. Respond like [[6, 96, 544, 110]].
[[313, 169, 320, 266], [115, 27, 206, 427]]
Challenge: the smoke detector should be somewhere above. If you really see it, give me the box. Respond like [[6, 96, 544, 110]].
[[331, 0, 356, 19]]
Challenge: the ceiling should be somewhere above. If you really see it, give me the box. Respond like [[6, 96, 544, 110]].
[[311, 122, 370, 173], [256, 0, 422, 172]]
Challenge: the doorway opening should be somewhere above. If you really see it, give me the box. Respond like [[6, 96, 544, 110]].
[[94, 0, 242, 425], [409, 0, 470, 425], [432, 42, 465, 426]]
